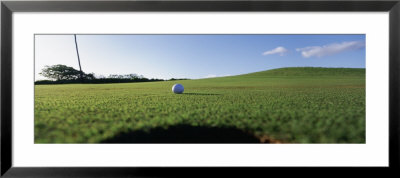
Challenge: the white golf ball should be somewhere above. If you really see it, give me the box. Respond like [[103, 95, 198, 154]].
[[172, 84, 184, 94]]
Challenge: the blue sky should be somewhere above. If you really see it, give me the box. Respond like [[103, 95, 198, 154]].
[[35, 34, 365, 80]]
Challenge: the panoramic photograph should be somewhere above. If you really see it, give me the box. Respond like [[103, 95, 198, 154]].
[[34, 34, 365, 143]]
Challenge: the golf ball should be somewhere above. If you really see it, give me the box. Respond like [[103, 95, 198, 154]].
[[172, 84, 184, 94]]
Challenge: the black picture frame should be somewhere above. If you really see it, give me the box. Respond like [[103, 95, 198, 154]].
[[1, 0, 399, 177]]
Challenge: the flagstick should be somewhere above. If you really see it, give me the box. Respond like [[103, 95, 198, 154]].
[[74, 34, 83, 81]]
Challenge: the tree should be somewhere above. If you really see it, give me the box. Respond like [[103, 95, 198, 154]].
[[39, 64, 87, 81], [82, 73, 96, 80]]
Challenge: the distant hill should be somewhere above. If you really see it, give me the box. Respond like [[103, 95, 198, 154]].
[[236, 67, 365, 78]]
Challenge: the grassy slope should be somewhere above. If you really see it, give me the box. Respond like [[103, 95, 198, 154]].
[[35, 67, 365, 143]]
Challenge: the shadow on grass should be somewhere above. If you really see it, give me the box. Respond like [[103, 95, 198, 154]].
[[100, 125, 263, 143], [182, 93, 221, 96]]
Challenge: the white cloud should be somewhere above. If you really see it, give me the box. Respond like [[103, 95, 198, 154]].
[[262, 46, 288, 56], [296, 41, 365, 58]]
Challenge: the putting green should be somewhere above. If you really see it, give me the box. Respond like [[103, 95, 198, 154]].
[[35, 67, 365, 143]]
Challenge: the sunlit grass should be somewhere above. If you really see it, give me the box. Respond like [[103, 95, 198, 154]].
[[35, 67, 365, 143]]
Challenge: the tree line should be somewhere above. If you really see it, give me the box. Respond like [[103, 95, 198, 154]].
[[35, 64, 188, 85]]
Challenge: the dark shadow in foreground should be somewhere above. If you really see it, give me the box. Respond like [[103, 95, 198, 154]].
[[100, 125, 263, 143], [182, 93, 221, 96]]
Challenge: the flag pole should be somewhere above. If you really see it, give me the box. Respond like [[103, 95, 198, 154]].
[[74, 34, 83, 81]]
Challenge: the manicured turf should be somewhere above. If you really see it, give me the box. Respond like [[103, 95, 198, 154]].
[[34, 67, 365, 143]]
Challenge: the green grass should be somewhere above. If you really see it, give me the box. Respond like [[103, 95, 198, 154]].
[[34, 67, 365, 143]]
